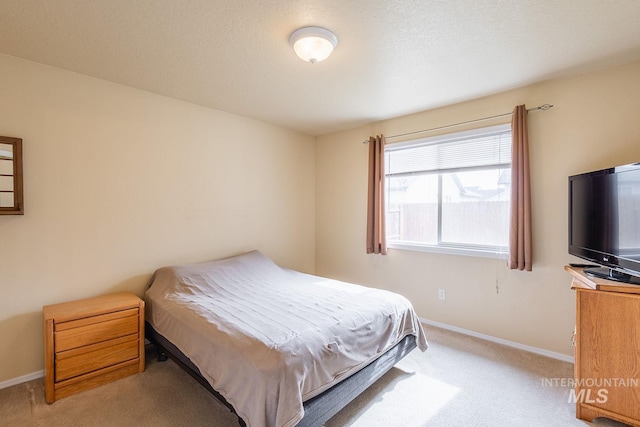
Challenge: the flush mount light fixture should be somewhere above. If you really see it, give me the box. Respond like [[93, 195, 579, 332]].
[[289, 26, 338, 64]]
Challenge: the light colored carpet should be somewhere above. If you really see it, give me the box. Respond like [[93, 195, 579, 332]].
[[0, 325, 630, 426]]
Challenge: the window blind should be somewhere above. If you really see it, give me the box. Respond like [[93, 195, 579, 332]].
[[386, 125, 511, 176]]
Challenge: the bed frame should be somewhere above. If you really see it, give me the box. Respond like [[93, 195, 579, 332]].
[[146, 322, 417, 426]]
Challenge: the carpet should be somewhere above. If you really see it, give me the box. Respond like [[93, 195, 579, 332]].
[[0, 325, 629, 426]]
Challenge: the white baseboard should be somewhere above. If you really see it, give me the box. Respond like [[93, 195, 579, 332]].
[[0, 370, 44, 390], [0, 320, 574, 390], [420, 318, 574, 364]]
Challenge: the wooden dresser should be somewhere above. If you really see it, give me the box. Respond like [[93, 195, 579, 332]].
[[43, 292, 145, 403], [566, 266, 640, 426]]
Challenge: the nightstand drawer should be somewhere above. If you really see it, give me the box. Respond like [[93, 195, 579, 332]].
[[55, 334, 139, 381], [55, 308, 139, 352]]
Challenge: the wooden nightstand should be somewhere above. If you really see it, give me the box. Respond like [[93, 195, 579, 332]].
[[43, 292, 145, 403]]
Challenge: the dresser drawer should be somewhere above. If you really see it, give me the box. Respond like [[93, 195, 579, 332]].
[[55, 334, 139, 381], [54, 308, 139, 352]]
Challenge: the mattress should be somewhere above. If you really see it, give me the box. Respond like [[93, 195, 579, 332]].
[[145, 250, 427, 427]]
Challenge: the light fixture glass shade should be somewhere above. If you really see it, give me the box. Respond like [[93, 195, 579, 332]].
[[289, 27, 338, 63]]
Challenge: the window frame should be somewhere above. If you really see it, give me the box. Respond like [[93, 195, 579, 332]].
[[384, 124, 511, 259], [0, 136, 24, 215]]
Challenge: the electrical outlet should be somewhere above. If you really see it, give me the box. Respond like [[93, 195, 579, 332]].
[[438, 289, 446, 300]]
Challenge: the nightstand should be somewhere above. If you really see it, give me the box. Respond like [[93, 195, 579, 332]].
[[43, 292, 145, 403]]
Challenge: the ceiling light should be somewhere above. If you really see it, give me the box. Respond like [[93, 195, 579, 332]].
[[289, 27, 338, 64]]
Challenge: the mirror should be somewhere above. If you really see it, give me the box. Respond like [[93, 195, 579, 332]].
[[0, 136, 23, 215]]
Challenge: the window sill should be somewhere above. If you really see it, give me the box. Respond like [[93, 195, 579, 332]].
[[387, 241, 508, 260]]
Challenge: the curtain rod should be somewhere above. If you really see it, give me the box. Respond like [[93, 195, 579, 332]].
[[362, 103, 553, 144]]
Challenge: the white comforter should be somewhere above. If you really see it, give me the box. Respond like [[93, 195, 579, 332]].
[[145, 250, 427, 427]]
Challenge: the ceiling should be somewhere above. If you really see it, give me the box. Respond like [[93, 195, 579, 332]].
[[1, 1, 640, 136]]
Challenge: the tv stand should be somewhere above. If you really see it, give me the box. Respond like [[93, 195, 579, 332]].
[[583, 266, 640, 285], [565, 266, 640, 426]]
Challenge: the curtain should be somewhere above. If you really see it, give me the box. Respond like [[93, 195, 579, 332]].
[[366, 135, 387, 255], [508, 105, 532, 271]]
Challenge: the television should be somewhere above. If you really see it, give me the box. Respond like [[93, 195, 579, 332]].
[[568, 162, 640, 284]]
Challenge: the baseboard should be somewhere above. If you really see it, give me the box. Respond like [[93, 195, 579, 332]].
[[420, 318, 575, 364], [0, 320, 573, 390], [0, 370, 44, 390]]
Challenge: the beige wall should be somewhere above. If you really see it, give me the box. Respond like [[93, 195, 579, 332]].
[[2, 52, 640, 384], [0, 54, 316, 383], [316, 61, 640, 357]]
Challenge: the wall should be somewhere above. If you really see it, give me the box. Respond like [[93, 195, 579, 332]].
[[316, 61, 640, 357], [0, 54, 316, 383]]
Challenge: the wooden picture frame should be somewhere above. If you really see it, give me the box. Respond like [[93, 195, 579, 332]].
[[0, 136, 24, 215]]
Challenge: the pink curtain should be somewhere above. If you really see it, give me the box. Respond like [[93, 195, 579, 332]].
[[509, 105, 532, 271], [366, 135, 387, 255]]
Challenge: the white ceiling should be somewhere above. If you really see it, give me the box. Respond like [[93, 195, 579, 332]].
[[1, 1, 640, 136]]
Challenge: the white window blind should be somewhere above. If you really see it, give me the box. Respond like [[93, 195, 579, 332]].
[[386, 125, 512, 176]]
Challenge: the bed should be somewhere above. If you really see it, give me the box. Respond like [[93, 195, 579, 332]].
[[144, 250, 428, 427]]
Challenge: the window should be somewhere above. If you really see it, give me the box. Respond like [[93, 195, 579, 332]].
[[385, 124, 511, 257]]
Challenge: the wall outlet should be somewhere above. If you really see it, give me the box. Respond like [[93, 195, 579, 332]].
[[438, 289, 446, 300]]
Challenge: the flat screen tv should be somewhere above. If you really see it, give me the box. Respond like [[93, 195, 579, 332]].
[[568, 162, 640, 284]]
